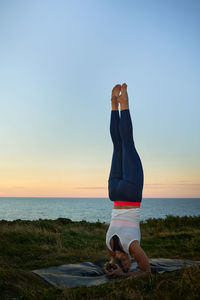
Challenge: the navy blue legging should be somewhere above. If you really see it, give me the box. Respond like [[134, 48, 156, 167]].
[[108, 109, 144, 202]]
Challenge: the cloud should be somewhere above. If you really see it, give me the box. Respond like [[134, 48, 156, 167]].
[[74, 186, 106, 190], [0, 186, 25, 191]]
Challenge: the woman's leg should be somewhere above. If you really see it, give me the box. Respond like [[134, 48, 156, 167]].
[[116, 85, 144, 202], [108, 110, 122, 200], [119, 109, 144, 200], [108, 85, 123, 201]]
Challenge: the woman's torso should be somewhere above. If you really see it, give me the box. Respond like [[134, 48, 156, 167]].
[[106, 208, 141, 257]]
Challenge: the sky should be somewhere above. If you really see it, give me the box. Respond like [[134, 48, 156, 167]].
[[0, 0, 199, 198]]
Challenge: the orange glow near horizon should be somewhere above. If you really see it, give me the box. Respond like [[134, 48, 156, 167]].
[[0, 157, 199, 198], [0, 181, 199, 198]]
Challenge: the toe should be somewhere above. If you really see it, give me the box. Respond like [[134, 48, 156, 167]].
[[112, 84, 121, 97], [112, 84, 121, 92], [121, 83, 127, 93]]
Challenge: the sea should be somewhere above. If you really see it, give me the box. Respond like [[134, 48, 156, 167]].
[[0, 197, 199, 224]]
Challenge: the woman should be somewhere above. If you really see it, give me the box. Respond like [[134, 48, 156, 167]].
[[104, 83, 151, 277]]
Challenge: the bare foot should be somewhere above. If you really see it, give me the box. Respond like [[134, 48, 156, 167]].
[[111, 84, 121, 110], [117, 83, 129, 111]]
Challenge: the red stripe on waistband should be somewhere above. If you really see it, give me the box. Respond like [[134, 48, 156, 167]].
[[114, 201, 141, 206]]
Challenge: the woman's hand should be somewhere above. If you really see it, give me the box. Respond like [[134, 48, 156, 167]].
[[105, 264, 126, 277]]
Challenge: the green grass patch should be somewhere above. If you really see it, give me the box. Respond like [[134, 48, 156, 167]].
[[0, 215, 199, 299]]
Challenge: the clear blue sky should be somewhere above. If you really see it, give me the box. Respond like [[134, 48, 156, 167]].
[[0, 0, 199, 197]]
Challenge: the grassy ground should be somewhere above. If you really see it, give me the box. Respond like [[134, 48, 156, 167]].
[[0, 215, 199, 299]]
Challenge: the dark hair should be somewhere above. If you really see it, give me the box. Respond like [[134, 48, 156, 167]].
[[104, 257, 126, 273]]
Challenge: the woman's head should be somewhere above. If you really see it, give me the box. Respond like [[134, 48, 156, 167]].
[[104, 251, 131, 273], [115, 251, 131, 272]]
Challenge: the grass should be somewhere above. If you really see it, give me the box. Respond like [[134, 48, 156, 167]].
[[0, 215, 199, 299]]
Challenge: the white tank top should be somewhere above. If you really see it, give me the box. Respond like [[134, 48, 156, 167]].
[[106, 208, 141, 258]]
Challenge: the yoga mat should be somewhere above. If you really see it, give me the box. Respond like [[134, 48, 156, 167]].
[[32, 258, 200, 289]]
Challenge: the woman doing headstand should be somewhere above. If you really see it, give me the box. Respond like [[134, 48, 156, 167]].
[[104, 83, 151, 277]]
